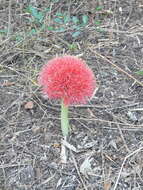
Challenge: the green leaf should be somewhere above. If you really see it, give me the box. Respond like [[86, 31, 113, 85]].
[[96, 6, 103, 11], [82, 15, 88, 25], [47, 26, 55, 31], [37, 12, 44, 21], [54, 17, 63, 24], [72, 25, 81, 30], [27, 5, 44, 23], [28, 28, 37, 36], [51, 0, 60, 3], [15, 35, 24, 42], [40, 24, 46, 31], [55, 12, 64, 17], [135, 70, 143, 75], [72, 16, 79, 24], [72, 31, 81, 38], [64, 15, 70, 24], [68, 43, 77, 50], [55, 27, 65, 32], [44, 7, 51, 12], [95, 20, 101, 25], [96, 27, 105, 33]]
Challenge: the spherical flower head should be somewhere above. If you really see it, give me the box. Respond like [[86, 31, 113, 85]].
[[38, 55, 96, 105]]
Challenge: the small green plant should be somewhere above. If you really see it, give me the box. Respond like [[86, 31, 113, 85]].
[[25, 6, 88, 38], [52, 12, 89, 37], [26, 5, 45, 23], [95, 6, 103, 11], [68, 43, 78, 51], [135, 70, 143, 75], [13, 4, 107, 44], [1, 3, 107, 43]]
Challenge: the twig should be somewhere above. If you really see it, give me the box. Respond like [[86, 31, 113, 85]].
[[0, 163, 29, 169], [113, 146, 143, 190], [6, 115, 143, 128], [71, 153, 88, 190], [60, 136, 68, 163], [89, 48, 143, 87], [114, 118, 130, 153], [7, 0, 12, 36], [122, 1, 133, 28]]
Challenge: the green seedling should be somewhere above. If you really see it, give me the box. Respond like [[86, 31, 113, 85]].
[[26, 5, 44, 23], [135, 70, 143, 75], [96, 6, 103, 11]]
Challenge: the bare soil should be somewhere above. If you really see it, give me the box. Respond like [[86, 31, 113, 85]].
[[0, 0, 143, 190]]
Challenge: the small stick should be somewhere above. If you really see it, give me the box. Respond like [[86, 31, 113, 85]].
[[71, 153, 88, 190], [7, 0, 12, 36], [89, 48, 143, 87], [113, 146, 143, 190], [60, 136, 68, 163], [115, 118, 130, 153]]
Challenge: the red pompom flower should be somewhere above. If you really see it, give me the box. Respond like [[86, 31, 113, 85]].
[[38, 55, 96, 105], [39, 55, 96, 161]]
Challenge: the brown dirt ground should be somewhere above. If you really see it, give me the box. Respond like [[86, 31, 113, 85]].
[[0, 0, 143, 190]]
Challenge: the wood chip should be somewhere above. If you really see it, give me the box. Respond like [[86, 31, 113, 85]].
[[104, 181, 111, 190]]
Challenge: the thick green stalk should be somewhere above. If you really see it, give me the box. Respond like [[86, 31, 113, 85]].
[[61, 100, 69, 137]]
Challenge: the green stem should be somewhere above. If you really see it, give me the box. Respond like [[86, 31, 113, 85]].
[[61, 100, 69, 137]]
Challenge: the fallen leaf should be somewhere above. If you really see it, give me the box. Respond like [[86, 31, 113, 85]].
[[24, 101, 34, 109], [31, 125, 41, 134], [53, 143, 61, 148], [104, 181, 111, 190], [80, 157, 93, 176], [3, 81, 15, 87]]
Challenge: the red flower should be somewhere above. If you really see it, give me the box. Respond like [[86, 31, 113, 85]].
[[38, 55, 96, 105]]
